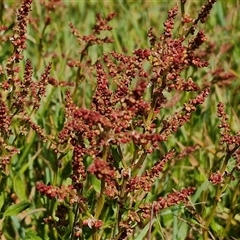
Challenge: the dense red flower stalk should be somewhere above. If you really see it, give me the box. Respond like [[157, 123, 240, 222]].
[[0, 95, 10, 135], [139, 187, 195, 218], [36, 182, 80, 204], [187, 0, 217, 35], [12, 59, 33, 110], [208, 171, 224, 184], [34, 2, 219, 239], [9, 0, 33, 63], [217, 102, 240, 146], [163, 5, 178, 38], [126, 150, 175, 192]]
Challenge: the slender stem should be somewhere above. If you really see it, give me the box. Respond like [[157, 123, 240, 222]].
[[70, 204, 79, 240], [37, 20, 49, 70], [221, 179, 239, 237], [94, 179, 105, 219], [147, 202, 155, 240], [203, 146, 239, 239], [0, 0, 4, 23], [72, 42, 91, 102]]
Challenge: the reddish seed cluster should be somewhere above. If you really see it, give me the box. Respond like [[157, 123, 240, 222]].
[[233, 149, 240, 171], [36, 182, 80, 204], [187, 0, 217, 35], [212, 68, 236, 86], [93, 13, 116, 34], [39, 0, 64, 11], [0, 96, 10, 134], [88, 158, 115, 181], [217, 102, 240, 146], [154, 187, 195, 213], [139, 187, 195, 218], [177, 145, 199, 160], [196, 0, 217, 24], [70, 144, 87, 191], [23, 116, 46, 139], [188, 30, 207, 51], [126, 150, 175, 192], [208, 171, 224, 185], [0, 139, 19, 171], [159, 88, 210, 138], [88, 158, 119, 198], [69, 12, 115, 47], [82, 217, 103, 229], [10, 0, 33, 63], [12, 59, 33, 111], [163, 4, 178, 38], [31, 2, 217, 237], [32, 62, 52, 109]]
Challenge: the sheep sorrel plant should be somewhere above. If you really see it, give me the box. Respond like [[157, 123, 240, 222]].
[[1, 0, 240, 239]]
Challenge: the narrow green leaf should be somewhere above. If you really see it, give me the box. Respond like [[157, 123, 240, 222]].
[[61, 160, 72, 180], [13, 175, 28, 201], [191, 180, 209, 203], [0, 193, 4, 211], [90, 175, 101, 193], [135, 219, 156, 240], [25, 229, 43, 240], [3, 201, 31, 217]]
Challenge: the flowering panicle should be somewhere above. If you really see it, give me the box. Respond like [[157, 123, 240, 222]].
[[217, 102, 240, 147], [39, 0, 64, 11], [195, 0, 217, 24], [0, 137, 19, 172], [0, 94, 11, 135], [208, 103, 240, 185], [139, 187, 195, 219], [211, 68, 237, 86], [9, 0, 33, 63], [11, 59, 33, 111], [32, 62, 52, 109], [208, 171, 224, 185], [69, 12, 115, 47], [93, 12, 116, 34], [22, 116, 46, 140], [160, 88, 210, 136], [163, 5, 178, 38], [36, 182, 80, 204], [233, 149, 240, 171], [186, 0, 217, 36], [36, 2, 218, 239], [126, 150, 175, 192], [71, 143, 88, 191]]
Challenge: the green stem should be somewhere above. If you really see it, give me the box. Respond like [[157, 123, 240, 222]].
[[0, 0, 4, 23], [37, 19, 50, 70], [72, 42, 91, 102], [221, 179, 239, 237], [203, 146, 239, 239], [94, 179, 105, 219]]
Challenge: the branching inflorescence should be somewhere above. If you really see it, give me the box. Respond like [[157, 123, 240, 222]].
[[36, 1, 218, 239], [3, 0, 237, 239]]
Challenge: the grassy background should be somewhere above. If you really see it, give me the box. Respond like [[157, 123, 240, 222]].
[[0, 0, 240, 239]]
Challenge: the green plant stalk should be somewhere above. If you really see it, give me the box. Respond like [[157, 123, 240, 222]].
[[93, 178, 105, 240], [93, 144, 108, 219], [94, 179, 105, 220], [37, 19, 49, 70], [0, 0, 3, 23], [203, 146, 239, 239], [72, 42, 91, 102], [221, 179, 239, 238], [132, 92, 158, 176], [70, 204, 79, 240], [132, 151, 148, 176]]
